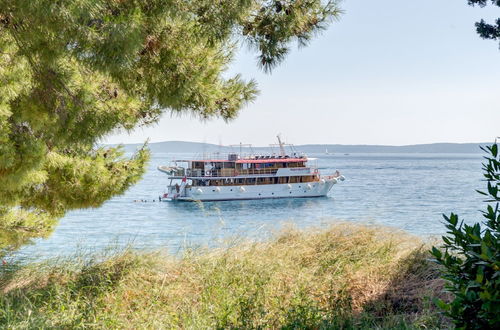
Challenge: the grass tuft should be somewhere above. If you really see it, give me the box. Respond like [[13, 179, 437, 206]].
[[0, 223, 448, 328]]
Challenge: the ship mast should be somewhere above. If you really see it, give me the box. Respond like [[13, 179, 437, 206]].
[[276, 134, 286, 157]]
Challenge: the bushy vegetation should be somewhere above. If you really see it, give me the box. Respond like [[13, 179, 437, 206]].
[[0, 224, 446, 329], [0, 0, 341, 251], [431, 142, 500, 329]]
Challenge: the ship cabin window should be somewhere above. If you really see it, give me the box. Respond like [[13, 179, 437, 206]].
[[192, 162, 204, 169], [190, 175, 318, 187], [193, 176, 319, 187], [211, 162, 234, 170], [232, 160, 306, 170], [287, 176, 313, 183], [255, 177, 274, 185]]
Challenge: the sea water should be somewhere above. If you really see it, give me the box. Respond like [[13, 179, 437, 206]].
[[15, 152, 486, 259]]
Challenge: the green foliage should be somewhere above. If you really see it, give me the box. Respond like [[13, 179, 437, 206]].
[[0, 1, 342, 252], [467, 1, 500, 44], [431, 142, 500, 329]]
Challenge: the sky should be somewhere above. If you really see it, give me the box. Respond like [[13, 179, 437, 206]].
[[106, 0, 500, 146]]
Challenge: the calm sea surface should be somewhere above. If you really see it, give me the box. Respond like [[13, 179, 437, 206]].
[[16, 152, 487, 260]]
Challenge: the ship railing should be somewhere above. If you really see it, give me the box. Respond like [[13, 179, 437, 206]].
[[323, 170, 342, 180], [176, 167, 319, 178], [237, 168, 278, 176], [186, 168, 279, 177], [191, 152, 308, 162], [193, 152, 254, 161]]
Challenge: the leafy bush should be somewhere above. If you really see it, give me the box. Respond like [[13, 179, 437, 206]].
[[431, 141, 500, 329]]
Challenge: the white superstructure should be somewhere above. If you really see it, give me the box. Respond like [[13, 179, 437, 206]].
[[158, 138, 344, 202]]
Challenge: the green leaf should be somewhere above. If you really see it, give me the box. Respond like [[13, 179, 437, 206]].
[[476, 267, 484, 284], [431, 246, 442, 259], [491, 144, 498, 158], [435, 298, 451, 311]]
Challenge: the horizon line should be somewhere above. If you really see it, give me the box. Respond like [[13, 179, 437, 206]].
[[105, 140, 493, 148]]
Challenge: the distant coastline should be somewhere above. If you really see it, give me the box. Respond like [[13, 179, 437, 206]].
[[113, 141, 490, 154]]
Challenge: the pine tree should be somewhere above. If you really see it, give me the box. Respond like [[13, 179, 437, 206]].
[[468, 1, 500, 43], [0, 1, 342, 252]]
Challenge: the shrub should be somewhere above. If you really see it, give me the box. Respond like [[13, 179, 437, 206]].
[[431, 141, 500, 329]]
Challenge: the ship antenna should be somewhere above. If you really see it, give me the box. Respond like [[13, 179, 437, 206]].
[[277, 134, 286, 157]]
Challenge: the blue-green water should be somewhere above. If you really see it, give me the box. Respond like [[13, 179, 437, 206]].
[[16, 153, 486, 259]]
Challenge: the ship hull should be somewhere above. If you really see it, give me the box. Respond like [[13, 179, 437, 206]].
[[168, 180, 337, 202]]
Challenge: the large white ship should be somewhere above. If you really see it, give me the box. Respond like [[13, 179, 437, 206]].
[[158, 137, 344, 201]]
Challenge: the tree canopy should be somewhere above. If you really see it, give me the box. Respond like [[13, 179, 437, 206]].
[[0, 0, 341, 252], [468, 0, 500, 43]]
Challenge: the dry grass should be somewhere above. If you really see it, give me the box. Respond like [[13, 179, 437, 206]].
[[0, 223, 448, 329]]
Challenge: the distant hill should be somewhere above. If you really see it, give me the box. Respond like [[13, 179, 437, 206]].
[[115, 141, 490, 154], [297, 143, 488, 154]]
